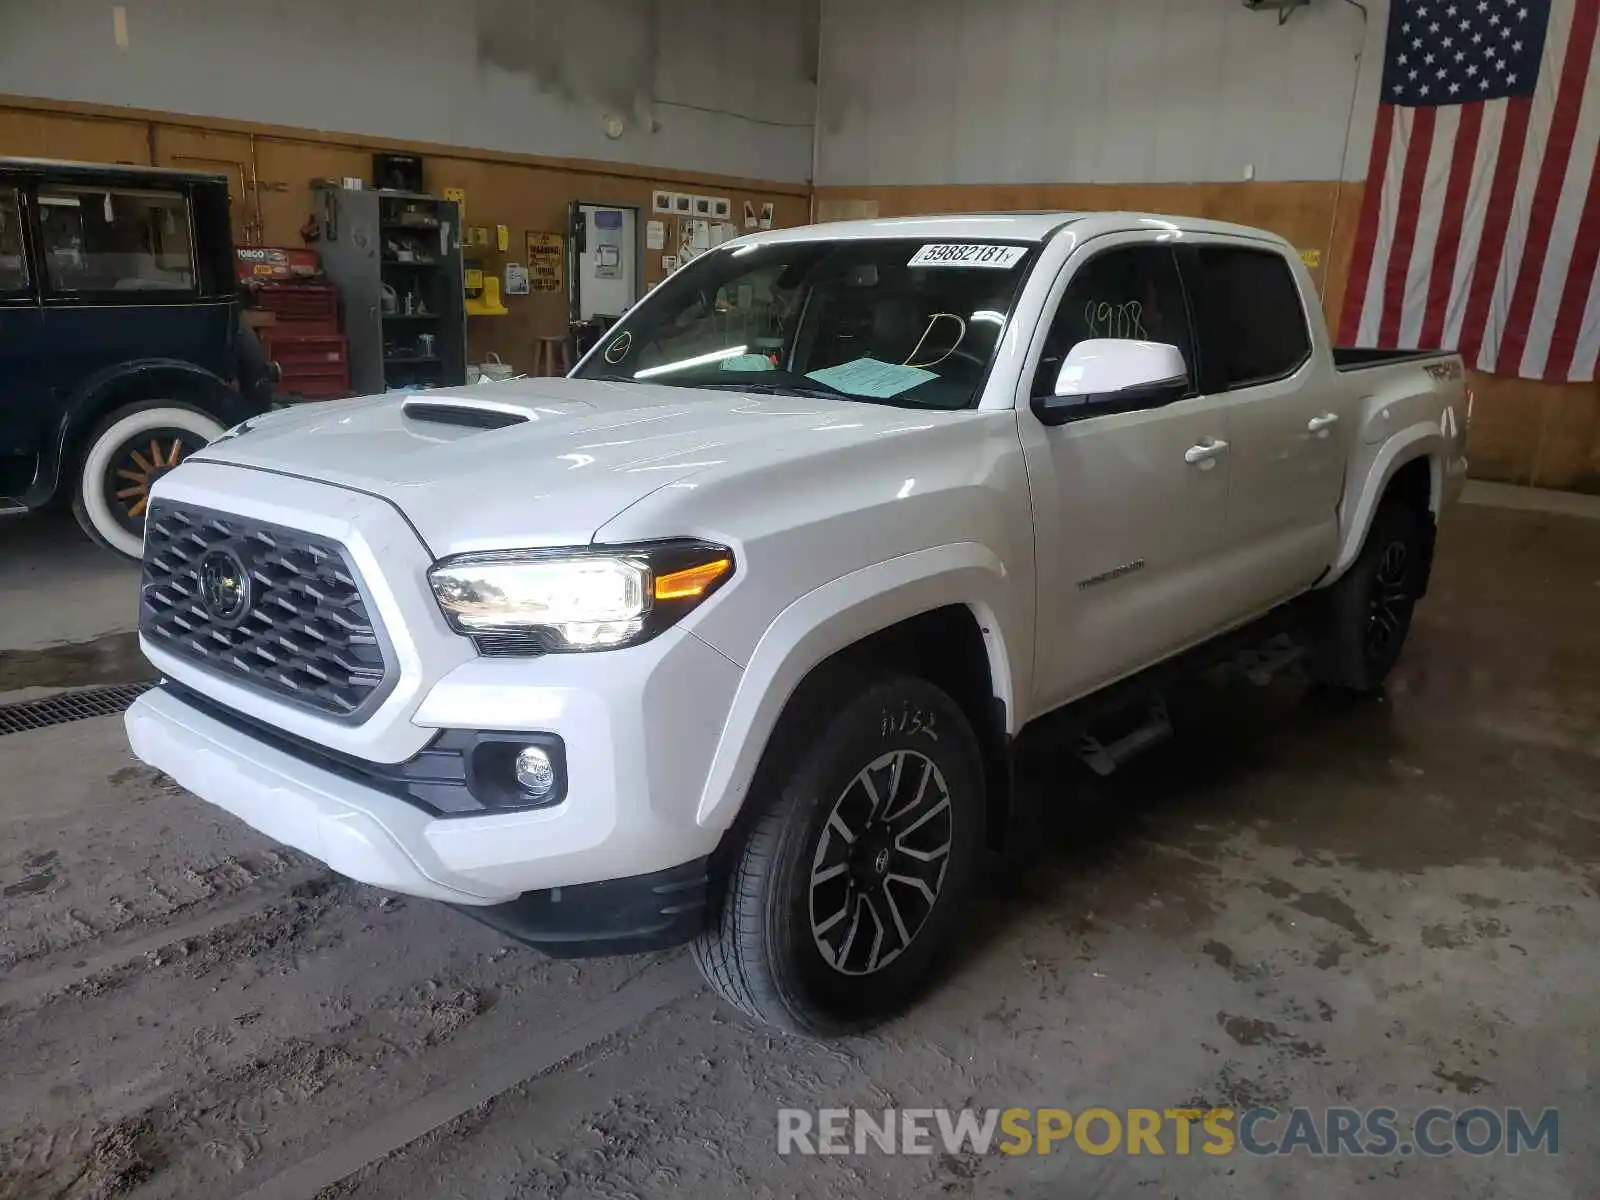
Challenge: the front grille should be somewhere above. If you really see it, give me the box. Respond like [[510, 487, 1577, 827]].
[[140, 502, 393, 720]]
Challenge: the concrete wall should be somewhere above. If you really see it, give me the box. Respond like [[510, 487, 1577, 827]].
[[0, 0, 818, 183], [815, 0, 1386, 187]]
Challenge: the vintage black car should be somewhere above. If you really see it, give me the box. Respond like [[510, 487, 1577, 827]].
[[1, 158, 272, 557]]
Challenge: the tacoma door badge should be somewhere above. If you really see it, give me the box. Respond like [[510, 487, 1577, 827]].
[[1077, 559, 1146, 590]]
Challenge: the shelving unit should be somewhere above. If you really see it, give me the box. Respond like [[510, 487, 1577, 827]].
[[313, 185, 467, 394]]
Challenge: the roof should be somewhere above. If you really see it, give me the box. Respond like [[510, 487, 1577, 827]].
[[746, 212, 1082, 244], [735, 211, 1288, 249], [0, 157, 230, 184]]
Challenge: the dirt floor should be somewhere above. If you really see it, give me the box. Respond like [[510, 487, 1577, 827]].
[[1, 493, 1597, 1199]]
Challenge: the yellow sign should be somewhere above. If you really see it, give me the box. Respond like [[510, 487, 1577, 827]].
[[1300, 248, 1323, 268], [443, 187, 466, 223], [528, 232, 564, 293]]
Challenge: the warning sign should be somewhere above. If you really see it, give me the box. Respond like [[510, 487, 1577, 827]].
[[527, 232, 564, 293]]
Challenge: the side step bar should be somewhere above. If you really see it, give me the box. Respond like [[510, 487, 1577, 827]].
[[1076, 697, 1173, 777], [0, 498, 28, 517], [1067, 632, 1310, 778]]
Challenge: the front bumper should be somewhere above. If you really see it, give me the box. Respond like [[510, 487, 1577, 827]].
[[126, 681, 714, 949], [126, 616, 742, 905]]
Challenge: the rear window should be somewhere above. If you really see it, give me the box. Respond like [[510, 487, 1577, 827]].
[[1190, 247, 1311, 388]]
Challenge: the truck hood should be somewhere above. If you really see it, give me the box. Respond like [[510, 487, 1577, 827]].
[[192, 378, 911, 555]]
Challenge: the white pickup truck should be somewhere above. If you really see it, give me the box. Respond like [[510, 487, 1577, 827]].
[[125, 213, 1468, 1034]]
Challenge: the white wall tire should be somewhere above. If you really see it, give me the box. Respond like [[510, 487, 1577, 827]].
[[73, 402, 226, 560]]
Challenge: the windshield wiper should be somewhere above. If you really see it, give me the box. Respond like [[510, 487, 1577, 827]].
[[687, 381, 857, 402]]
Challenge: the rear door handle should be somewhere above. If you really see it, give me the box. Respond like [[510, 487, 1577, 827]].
[[1308, 412, 1340, 433], [1184, 438, 1229, 467]]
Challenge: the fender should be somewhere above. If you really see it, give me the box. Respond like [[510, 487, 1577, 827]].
[[24, 358, 258, 507], [1327, 422, 1444, 582], [693, 542, 1024, 832]]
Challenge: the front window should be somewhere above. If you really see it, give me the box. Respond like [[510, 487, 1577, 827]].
[[0, 189, 27, 293], [38, 185, 195, 293], [573, 238, 1039, 409]]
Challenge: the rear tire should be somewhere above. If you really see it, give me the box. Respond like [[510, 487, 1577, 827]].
[[692, 674, 986, 1036], [1315, 500, 1426, 694], [72, 401, 225, 559]]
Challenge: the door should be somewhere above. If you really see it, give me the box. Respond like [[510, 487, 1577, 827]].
[[0, 184, 48, 497], [573, 203, 638, 322], [1183, 242, 1343, 607], [34, 177, 232, 389], [1020, 239, 1237, 711]]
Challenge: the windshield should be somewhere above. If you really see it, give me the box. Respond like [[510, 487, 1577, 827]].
[[572, 238, 1039, 409]]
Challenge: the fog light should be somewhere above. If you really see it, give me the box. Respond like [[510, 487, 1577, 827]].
[[515, 746, 557, 797]]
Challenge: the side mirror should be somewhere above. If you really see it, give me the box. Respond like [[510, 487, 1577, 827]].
[[1036, 339, 1190, 425]]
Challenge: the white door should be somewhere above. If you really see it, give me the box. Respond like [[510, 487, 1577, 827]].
[[1020, 240, 1238, 712], [578, 205, 637, 322], [1185, 242, 1344, 608]]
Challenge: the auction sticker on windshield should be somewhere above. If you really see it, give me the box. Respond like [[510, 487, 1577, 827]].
[[908, 244, 1028, 268]]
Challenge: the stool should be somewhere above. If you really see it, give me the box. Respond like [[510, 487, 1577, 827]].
[[534, 336, 572, 377]]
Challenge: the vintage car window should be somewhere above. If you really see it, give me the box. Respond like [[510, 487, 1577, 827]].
[[38, 186, 196, 293], [0, 189, 27, 293]]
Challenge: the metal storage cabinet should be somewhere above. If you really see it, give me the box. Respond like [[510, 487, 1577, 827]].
[[312, 186, 467, 395]]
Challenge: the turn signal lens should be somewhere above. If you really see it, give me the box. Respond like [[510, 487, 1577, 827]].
[[654, 557, 732, 601]]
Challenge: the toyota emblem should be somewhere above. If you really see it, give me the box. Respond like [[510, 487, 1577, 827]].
[[198, 549, 250, 622]]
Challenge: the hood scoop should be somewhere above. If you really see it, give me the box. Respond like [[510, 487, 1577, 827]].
[[401, 397, 531, 431]]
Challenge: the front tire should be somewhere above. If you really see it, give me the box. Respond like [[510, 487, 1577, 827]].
[[72, 401, 225, 559], [693, 674, 985, 1036], [1315, 500, 1426, 694]]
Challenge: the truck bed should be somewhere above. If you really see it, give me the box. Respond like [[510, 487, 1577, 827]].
[[1332, 346, 1455, 372]]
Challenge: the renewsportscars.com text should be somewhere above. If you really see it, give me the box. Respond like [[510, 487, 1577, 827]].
[[778, 1106, 1559, 1158]]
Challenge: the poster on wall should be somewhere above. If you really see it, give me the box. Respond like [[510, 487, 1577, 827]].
[[504, 262, 530, 295], [593, 209, 624, 279], [646, 219, 665, 250], [527, 232, 564, 292], [743, 200, 758, 229]]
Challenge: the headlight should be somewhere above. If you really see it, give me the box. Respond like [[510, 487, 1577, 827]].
[[428, 541, 734, 653]]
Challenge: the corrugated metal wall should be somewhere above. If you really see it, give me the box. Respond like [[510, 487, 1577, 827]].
[[815, 0, 1388, 187], [0, 0, 819, 184]]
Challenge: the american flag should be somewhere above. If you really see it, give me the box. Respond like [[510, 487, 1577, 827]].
[[1337, 0, 1600, 382]]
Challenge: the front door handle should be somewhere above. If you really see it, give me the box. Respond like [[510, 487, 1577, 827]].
[[1308, 412, 1340, 433], [1184, 438, 1229, 467]]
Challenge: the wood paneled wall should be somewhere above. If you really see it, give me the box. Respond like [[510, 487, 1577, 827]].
[[1, 94, 811, 371], [817, 182, 1600, 493], [5, 95, 1596, 492]]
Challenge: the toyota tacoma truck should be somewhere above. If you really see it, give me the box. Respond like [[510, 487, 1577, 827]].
[[125, 213, 1468, 1034]]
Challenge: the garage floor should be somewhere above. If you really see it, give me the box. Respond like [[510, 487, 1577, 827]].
[[1, 493, 1596, 1199]]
